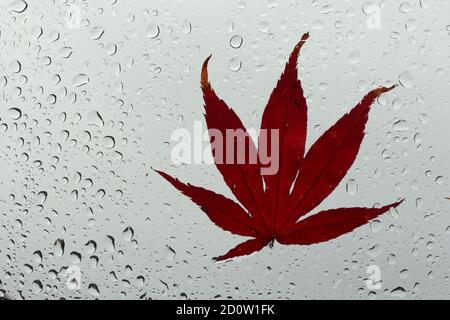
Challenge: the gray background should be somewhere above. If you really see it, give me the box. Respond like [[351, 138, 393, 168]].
[[0, 0, 449, 299]]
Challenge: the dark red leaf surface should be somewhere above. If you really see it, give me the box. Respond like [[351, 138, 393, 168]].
[[279, 85, 397, 232], [157, 33, 403, 261]]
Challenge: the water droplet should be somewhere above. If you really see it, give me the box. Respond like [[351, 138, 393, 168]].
[[104, 235, 115, 252], [258, 21, 271, 33], [348, 50, 360, 64], [91, 26, 105, 40], [88, 283, 100, 297], [182, 19, 192, 34], [435, 176, 444, 184], [370, 220, 382, 232], [85, 240, 97, 254], [399, 2, 412, 13], [53, 239, 65, 257], [393, 120, 409, 131], [123, 227, 134, 241], [88, 111, 104, 127], [32, 280, 43, 294], [362, 2, 379, 15], [37, 191, 48, 204]]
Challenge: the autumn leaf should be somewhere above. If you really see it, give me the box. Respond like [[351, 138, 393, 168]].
[[156, 32, 404, 261]]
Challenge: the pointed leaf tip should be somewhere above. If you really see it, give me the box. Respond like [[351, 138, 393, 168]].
[[212, 237, 271, 261], [201, 55, 212, 89]]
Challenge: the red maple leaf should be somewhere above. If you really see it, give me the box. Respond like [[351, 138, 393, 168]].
[[156, 33, 403, 261]]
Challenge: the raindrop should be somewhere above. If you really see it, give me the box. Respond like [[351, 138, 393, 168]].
[[147, 22, 160, 38], [91, 26, 105, 40], [67, 274, 81, 290], [37, 191, 48, 204], [102, 136, 115, 149], [33, 251, 43, 263], [70, 251, 82, 264], [182, 19, 192, 34], [88, 283, 100, 297], [123, 227, 134, 241], [346, 179, 358, 195], [72, 74, 89, 87], [85, 241, 97, 254], [362, 2, 379, 15], [105, 235, 115, 252], [53, 239, 65, 257], [390, 287, 406, 298], [399, 71, 413, 88], [370, 220, 382, 232], [348, 50, 360, 64], [7, 107, 22, 120], [106, 43, 117, 55], [88, 111, 104, 127], [8, 60, 22, 73], [230, 35, 243, 49], [32, 280, 43, 294], [258, 21, 271, 33], [393, 120, 409, 131], [31, 26, 43, 40]]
